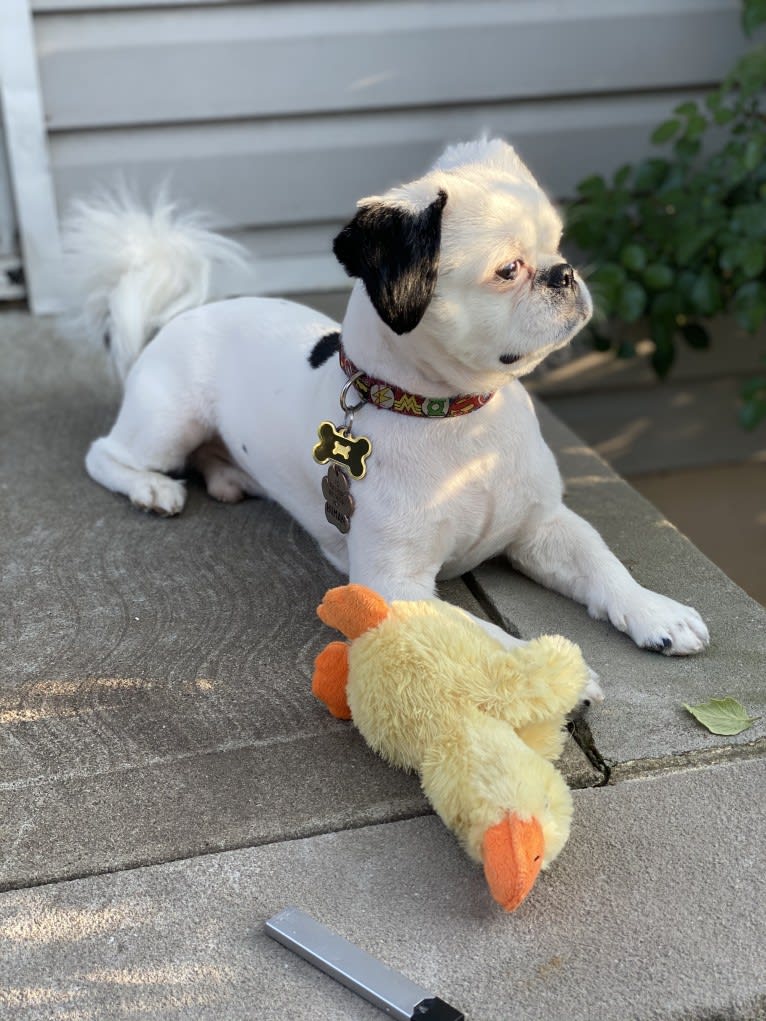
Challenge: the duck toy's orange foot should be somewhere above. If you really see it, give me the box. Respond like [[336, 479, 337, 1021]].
[[311, 641, 352, 719], [312, 584, 587, 912]]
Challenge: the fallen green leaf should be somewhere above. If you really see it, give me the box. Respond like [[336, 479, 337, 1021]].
[[683, 697, 759, 736]]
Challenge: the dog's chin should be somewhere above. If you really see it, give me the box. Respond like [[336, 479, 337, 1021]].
[[498, 304, 591, 374]]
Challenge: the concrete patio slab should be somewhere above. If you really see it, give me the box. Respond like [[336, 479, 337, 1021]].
[[3, 308, 764, 1021], [470, 404, 766, 774], [0, 314, 597, 891], [1, 758, 763, 1021]]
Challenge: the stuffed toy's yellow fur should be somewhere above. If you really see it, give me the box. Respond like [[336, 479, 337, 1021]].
[[312, 584, 589, 912]]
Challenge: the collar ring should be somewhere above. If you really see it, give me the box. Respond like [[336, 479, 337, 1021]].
[[340, 371, 367, 432]]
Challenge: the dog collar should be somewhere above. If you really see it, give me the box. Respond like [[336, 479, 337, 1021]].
[[339, 345, 495, 418]]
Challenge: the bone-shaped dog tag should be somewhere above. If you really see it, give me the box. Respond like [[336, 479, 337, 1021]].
[[312, 421, 372, 481], [321, 464, 355, 534]]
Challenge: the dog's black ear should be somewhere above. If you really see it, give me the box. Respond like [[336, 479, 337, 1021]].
[[333, 189, 447, 335]]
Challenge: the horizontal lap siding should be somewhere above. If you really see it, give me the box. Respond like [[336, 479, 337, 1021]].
[[31, 0, 748, 294], [35, 1, 741, 129]]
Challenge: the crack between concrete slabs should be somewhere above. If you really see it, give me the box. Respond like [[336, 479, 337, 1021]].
[[0, 802, 434, 896], [462, 570, 612, 785], [567, 712, 611, 785], [608, 736, 766, 783], [3, 743, 764, 896], [460, 570, 522, 638]]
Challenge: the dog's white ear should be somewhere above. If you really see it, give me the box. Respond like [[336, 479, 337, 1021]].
[[333, 189, 447, 335]]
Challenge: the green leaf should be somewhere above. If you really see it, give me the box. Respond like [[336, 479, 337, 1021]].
[[651, 291, 683, 322], [687, 112, 708, 137], [741, 374, 766, 400], [651, 339, 676, 378], [690, 270, 723, 317], [729, 46, 766, 97], [652, 119, 681, 144], [617, 281, 647, 323], [683, 697, 759, 735], [674, 137, 702, 161], [744, 134, 766, 172], [743, 0, 766, 35], [676, 224, 718, 265], [577, 174, 607, 199], [613, 164, 632, 188], [731, 203, 766, 240], [643, 264, 675, 291], [720, 245, 740, 273], [590, 263, 627, 310], [633, 158, 670, 192], [734, 281, 766, 331], [649, 293, 680, 378], [740, 240, 766, 279], [740, 397, 766, 429], [674, 100, 699, 118], [680, 322, 711, 349], [620, 243, 648, 272], [715, 106, 737, 126]]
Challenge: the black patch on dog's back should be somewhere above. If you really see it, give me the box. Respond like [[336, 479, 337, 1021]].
[[309, 330, 341, 368], [332, 189, 447, 336]]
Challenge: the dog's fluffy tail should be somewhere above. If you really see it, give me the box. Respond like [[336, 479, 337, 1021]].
[[60, 185, 247, 382]]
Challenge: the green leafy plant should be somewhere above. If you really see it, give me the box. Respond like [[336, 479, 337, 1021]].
[[565, 0, 766, 428]]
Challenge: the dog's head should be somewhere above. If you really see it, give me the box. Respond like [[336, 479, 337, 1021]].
[[333, 139, 592, 391]]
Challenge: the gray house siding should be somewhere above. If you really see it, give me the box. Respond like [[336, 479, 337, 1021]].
[[9, 0, 752, 301]]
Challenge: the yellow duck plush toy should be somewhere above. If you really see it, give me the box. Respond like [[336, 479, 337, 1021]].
[[312, 584, 590, 912]]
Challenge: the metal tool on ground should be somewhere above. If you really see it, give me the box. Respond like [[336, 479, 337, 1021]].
[[265, 907, 464, 1020]]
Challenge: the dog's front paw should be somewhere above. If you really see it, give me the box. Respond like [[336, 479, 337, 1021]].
[[608, 588, 709, 656], [582, 666, 604, 704], [130, 473, 187, 517]]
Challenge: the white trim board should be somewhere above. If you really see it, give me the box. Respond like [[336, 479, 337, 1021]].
[[0, 125, 19, 260], [0, 0, 63, 313]]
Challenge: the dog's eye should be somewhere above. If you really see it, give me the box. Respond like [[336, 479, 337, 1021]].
[[496, 260, 523, 281]]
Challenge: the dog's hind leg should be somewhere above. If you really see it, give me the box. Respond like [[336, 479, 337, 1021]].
[[190, 436, 265, 504], [87, 438, 189, 516], [86, 362, 211, 516]]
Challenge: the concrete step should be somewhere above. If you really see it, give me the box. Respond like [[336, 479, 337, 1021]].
[[3, 308, 765, 1021], [630, 462, 766, 607], [2, 758, 763, 1021]]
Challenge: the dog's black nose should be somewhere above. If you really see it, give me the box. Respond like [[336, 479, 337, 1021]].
[[547, 263, 575, 289]]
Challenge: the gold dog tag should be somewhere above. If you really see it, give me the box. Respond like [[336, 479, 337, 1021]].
[[312, 368, 372, 534], [312, 421, 372, 481]]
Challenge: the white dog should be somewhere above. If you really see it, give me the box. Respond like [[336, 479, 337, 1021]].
[[62, 139, 709, 680]]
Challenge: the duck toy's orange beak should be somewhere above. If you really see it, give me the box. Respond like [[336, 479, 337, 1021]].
[[482, 814, 545, 912]]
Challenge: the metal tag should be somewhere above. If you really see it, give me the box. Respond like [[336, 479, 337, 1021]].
[[312, 421, 372, 481], [321, 464, 355, 534]]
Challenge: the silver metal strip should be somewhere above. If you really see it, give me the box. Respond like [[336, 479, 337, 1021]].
[[265, 906, 430, 1020]]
